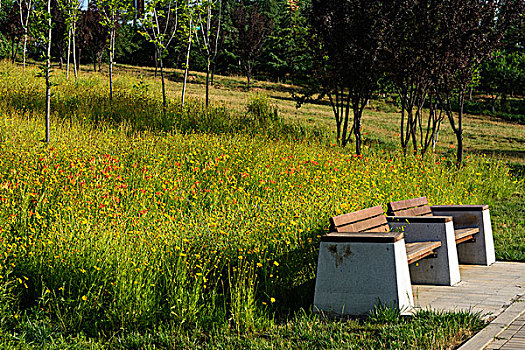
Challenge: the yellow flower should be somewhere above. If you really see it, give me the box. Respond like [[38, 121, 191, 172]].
[[82, 295, 88, 301], [273, 261, 279, 267], [270, 297, 276, 303]]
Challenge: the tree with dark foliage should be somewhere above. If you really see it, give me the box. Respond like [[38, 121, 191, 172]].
[[0, 1, 24, 62], [384, 0, 449, 156], [310, 0, 392, 154], [77, 3, 109, 72], [430, 0, 523, 165], [231, 3, 272, 89]]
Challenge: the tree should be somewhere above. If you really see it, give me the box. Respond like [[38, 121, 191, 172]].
[[77, 3, 109, 72], [140, 0, 179, 116], [385, 0, 446, 155], [17, 0, 33, 68], [194, 0, 221, 107], [181, 0, 196, 106], [431, 0, 522, 165], [308, 0, 391, 154], [45, 0, 51, 143], [0, 1, 24, 62], [96, 0, 128, 100], [230, 3, 272, 89], [31, 0, 54, 142], [57, 0, 81, 79]]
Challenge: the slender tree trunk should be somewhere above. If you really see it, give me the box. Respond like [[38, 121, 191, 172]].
[[245, 64, 251, 90], [11, 40, 15, 63], [354, 105, 362, 155], [154, 49, 158, 77], [182, 17, 193, 107], [72, 22, 77, 79], [66, 32, 71, 79], [109, 27, 114, 101], [22, 32, 28, 68], [456, 93, 464, 165], [45, 0, 51, 144], [205, 56, 210, 107], [159, 52, 167, 119], [211, 62, 215, 86]]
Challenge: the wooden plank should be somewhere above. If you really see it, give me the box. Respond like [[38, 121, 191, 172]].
[[394, 205, 432, 217], [334, 214, 389, 233], [386, 215, 453, 223], [405, 241, 441, 264], [321, 232, 404, 243], [431, 205, 489, 211], [388, 197, 429, 212], [363, 224, 390, 233], [455, 227, 479, 244], [330, 205, 384, 228]]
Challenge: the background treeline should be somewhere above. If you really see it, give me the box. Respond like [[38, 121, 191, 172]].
[[2, 0, 521, 98]]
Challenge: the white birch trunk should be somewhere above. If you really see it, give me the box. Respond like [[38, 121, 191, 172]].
[[182, 17, 193, 107], [45, 0, 52, 143]]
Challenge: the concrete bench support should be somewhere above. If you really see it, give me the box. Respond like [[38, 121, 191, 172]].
[[431, 205, 495, 266], [314, 235, 413, 316], [387, 217, 460, 286]]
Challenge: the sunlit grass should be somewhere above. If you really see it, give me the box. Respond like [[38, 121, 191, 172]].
[[0, 60, 522, 348]]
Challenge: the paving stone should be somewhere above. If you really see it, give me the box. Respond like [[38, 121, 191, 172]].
[[418, 262, 525, 350]]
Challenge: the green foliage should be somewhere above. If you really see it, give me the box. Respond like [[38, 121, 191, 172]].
[[245, 93, 279, 123]]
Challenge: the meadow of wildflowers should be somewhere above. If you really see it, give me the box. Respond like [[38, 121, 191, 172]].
[[0, 61, 521, 348]]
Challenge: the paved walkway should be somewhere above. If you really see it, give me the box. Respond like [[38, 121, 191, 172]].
[[410, 262, 525, 350], [485, 312, 525, 350]]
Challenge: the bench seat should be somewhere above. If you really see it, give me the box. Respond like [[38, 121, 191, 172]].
[[405, 241, 442, 265], [455, 227, 479, 244], [388, 197, 495, 266]]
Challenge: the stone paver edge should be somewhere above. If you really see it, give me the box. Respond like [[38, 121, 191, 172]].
[[457, 295, 525, 350]]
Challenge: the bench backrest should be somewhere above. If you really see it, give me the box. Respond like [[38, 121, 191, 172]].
[[330, 205, 390, 233], [387, 197, 432, 217]]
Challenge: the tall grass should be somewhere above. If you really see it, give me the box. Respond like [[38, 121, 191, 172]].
[[0, 61, 326, 143], [0, 113, 518, 335]]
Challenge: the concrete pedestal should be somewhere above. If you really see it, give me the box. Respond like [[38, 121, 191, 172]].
[[431, 206, 495, 266], [387, 217, 461, 286], [313, 239, 413, 316]]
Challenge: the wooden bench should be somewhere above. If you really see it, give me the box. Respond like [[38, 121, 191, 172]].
[[387, 197, 479, 244], [387, 197, 495, 266], [328, 205, 441, 265], [314, 205, 458, 317]]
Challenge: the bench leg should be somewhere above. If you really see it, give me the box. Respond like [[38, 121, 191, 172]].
[[388, 221, 461, 286], [431, 208, 495, 266], [314, 240, 413, 316]]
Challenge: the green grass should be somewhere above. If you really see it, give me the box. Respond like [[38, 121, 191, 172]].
[[0, 60, 523, 348]]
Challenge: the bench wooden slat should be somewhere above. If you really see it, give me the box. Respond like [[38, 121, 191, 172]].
[[387, 216, 452, 223], [405, 241, 441, 265], [454, 227, 479, 244], [330, 205, 384, 228], [393, 205, 432, 217], [334, 214, 389, 233], [363, 224, 390, 233], [388, 197, 428, 212], [431, 205, 489, 211], [322, 232, 404, 243]]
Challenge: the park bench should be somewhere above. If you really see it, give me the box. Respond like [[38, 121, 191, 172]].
[[314, 205, 459, 316], [387, 197, 495, 266]]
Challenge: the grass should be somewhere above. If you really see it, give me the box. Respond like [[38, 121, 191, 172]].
[[0, 60, 523, 348]]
